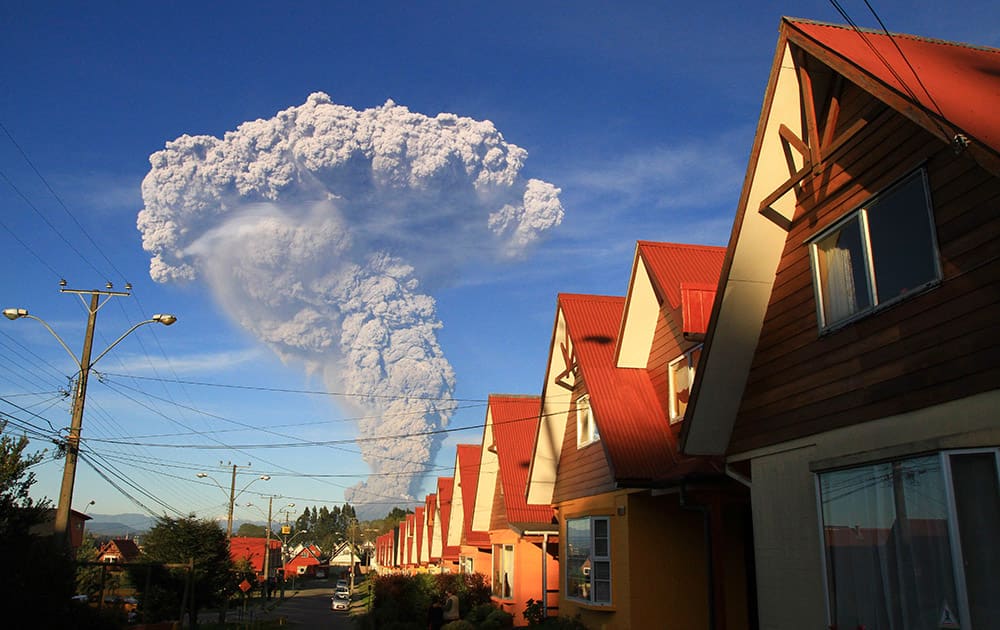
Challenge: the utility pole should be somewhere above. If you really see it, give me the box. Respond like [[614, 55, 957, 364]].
[[3, 284, 176, 549], [227, 463, 238, 538], [263, 496, 273, 590], [56, 291, 99, 548], [196, 463, 266, 538]]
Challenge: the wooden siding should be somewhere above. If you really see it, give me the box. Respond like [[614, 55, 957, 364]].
[[730, 81, 1000, 454], [648, 303, 690, 422], [552, 387, 615, 503], [489, 472, 508, 532]]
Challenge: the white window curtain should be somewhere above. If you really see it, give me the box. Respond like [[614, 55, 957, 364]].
[[820, 456, 960, 630]]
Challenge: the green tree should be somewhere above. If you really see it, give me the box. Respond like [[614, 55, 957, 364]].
[[0, 421, 79, 625], [128, 516, 234, 626], [0, 423, 49, 534], [235, 522, 267, 537], [76, 534, 104, 598]]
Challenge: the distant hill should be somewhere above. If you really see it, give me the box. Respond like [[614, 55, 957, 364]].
[[85, 513, 154, 536], [85, 513, 267, 537]]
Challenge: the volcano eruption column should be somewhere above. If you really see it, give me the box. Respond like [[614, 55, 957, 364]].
[[137, 93, 564, 512]]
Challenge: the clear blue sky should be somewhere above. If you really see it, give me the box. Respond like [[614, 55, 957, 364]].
[[1, 1, 996, 522]]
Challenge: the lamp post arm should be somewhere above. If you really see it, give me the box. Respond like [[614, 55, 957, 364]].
[[89, 318, 159, 368], [22, 314, 81, 370]]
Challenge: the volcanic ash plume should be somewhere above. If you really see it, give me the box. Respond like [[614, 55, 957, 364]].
[[136, 93, 564, 514]]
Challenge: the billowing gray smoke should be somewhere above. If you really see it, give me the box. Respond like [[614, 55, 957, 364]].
[[137, 93, 564, 515]]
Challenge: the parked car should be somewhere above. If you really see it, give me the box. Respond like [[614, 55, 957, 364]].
[[335, 579, 348, 589], [335, 586, 350, 599], [331, 593, 350, 611]]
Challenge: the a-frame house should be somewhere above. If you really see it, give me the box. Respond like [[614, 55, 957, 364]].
[[526, 242, 754, 630], [447, 443, 492, 575], [471, 394, 559, 623], [681, 17, 1000, 630]]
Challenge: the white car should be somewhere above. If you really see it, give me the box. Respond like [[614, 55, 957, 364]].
[[331, 593, 350, 611]]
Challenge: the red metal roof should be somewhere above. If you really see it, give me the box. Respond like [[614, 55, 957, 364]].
[[228, 536, 281, 574], [561, 293, 720, 482], [488, 394, 555, 528], [414, 506, 425, 561], [786, 18, 1000, 155], [424, 493, 437, 560], [456, 443, 491, 547], [405, 513, 416, 565], [437, 477, 460, 561], [637, 242, 725, 311]]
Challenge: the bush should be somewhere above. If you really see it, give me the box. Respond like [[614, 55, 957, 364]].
[[466, 603, 499, 624], [480, 608, 514, 630], [523, 598, 545, 626], [536, 615, 590, 629], [441, 621, 476, 630]]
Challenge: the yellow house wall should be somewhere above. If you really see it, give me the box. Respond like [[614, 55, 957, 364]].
[[738, 388, 1000, 630], [557, 490, 709, 630]]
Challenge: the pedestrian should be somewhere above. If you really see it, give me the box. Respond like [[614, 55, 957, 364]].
[[442, 589, 460, 622], [427, 600, 445, 630]]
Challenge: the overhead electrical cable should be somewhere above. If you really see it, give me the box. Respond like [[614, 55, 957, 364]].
[[100, 371, 489, 403], [0, 121, 128, 282]]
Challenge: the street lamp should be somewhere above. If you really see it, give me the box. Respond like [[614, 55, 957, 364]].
[[196, 467, 270, 538], [3, 286, 176, 549]]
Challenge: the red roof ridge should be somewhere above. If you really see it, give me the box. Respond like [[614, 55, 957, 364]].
[[488, 393, 541, 400], [558, 292, 624, 302], [784, 16, 1000, 53], [636, 240, 727, 253]]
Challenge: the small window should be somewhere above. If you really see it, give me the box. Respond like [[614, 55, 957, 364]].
[[459, 556, 474, 574], [809, 169, 940, 329], [492, 544, 514, 599], [669, 345, 702, 423], [576, 394, 600, 447], [566, 516, 612, 605]]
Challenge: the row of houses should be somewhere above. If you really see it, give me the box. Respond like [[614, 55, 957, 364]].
[[374, 17, 1000, 630]]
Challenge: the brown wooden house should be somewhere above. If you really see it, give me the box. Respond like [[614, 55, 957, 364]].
[[97, 538, 141, 564], [681, 17, 1000, 630], [526, 242, 754, 630]]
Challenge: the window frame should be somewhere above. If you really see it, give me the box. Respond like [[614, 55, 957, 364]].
[[459, 555, 474, 574], [807, 168, 942, 332], [815, 448, 1000, 630], [575, 393, 600, 448], [668, 344, 703, 423], [492, 543, 515, 600], [565, 515, 612, 606]]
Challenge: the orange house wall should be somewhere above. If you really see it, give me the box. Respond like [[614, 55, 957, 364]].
[[460, 543, 493, 581], [489, 528, 559, 626], [557, 490, 712, 630]]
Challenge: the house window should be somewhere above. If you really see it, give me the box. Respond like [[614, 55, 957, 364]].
[[566, 516, 611, 605], [817, 450, 1000, 629], [668, 345, 702, 423], [459, 556, 474, 574], [492, 544, 514, 599], [809, 169, 940, 329], [576, 394, 600, 447]]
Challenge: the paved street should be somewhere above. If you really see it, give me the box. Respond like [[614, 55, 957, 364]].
[[252, 581, 361, 629]]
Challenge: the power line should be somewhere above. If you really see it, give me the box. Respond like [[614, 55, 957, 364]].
[[0, 122, 128, 283], [100, 371, 488, 402], [0, 167, 106, 279]]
